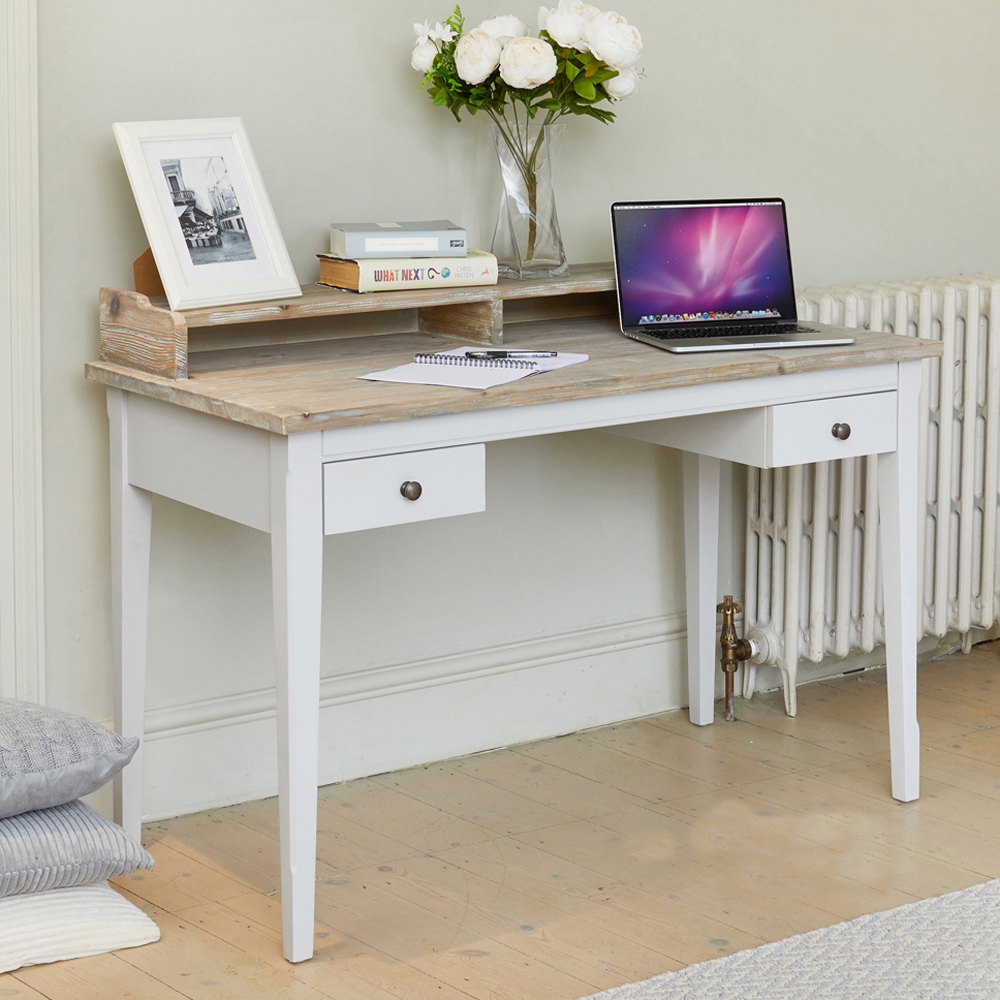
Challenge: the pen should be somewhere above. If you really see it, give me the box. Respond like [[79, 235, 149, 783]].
[[464, 350, 558, 359]]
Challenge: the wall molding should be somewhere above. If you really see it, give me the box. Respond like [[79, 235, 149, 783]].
[[0, 0, 45, 702], [143, 612, 688, 742], [130, 610, 965, 821], [94, 608, 964, 822], [113, 613, 691, 819]]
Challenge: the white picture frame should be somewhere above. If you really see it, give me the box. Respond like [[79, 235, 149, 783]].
[[113, 117, 302, 311]]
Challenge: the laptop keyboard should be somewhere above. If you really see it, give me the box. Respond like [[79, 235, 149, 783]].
[[643, 323, 816, 340]]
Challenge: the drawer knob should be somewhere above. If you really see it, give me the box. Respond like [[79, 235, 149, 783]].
[[400, 481, 423, 501], [831, 422, 852, 440]]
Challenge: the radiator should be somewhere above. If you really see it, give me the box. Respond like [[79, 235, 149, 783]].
[[743, 275, 1000, 715]]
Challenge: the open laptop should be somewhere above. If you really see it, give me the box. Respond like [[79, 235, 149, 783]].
[[610, 198, 854, 353]]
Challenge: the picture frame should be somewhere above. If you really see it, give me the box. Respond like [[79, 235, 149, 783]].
[[113, 117, 302, 311]]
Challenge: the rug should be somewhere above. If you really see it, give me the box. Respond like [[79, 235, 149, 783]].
[[582, 878, 1000, 1000]]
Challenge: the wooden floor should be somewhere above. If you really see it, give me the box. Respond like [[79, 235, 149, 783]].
[[7, 643, 1000, 1000]]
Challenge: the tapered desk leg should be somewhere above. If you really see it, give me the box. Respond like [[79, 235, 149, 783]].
[[683, 452, 721, 726], [107, 389, 153, 841], [878, 360, 921, 802], [270, 432, 324, 963]]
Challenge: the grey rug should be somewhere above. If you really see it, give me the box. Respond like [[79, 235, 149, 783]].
[[583, 879, 1000, 1000]]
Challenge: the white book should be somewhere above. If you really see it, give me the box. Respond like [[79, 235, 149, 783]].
[[330, 220, 467, 259]]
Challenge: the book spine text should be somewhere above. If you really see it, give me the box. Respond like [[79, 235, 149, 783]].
[[357, 255, 497, 292]]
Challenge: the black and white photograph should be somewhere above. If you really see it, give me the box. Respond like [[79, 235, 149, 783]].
[[113, 118, 301, 310], [160, 156, 256, 265]]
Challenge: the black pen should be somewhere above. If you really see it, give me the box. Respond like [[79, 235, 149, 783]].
[[464, 350, 558, 359]]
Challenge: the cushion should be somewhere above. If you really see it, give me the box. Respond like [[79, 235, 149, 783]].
[[0, 698, 138, 818], [0, 881, 159, 973], [0, 799, 154, 898]]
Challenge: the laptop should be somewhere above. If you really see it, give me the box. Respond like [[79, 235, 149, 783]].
[[610, 198, 855, 353]]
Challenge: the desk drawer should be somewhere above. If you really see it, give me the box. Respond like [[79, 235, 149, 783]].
[[323, 444, 485, 534], [610, 390, 898, 468], [768, 391, 897, 467]]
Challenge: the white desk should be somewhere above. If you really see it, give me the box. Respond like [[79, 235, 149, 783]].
[[86, 314, 939, 963]]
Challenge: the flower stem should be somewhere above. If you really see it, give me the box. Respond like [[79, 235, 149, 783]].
[[489, 105, 561, 267]]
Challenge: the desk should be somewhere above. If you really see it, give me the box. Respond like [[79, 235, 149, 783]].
[[86, 311, 940, 963]]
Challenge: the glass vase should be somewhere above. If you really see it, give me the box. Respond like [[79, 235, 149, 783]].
[[490, 120, 568, 279]]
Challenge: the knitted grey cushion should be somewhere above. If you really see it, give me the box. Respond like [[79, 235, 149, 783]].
[[0, 699, 138, 819], [0, 799, 154, 898]]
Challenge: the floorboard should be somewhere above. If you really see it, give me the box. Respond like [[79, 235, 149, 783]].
[[12, 643, 1000, 999]]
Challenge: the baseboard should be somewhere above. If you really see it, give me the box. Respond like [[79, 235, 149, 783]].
[[113, 615, 999, 822], [138, 612, 689, 821]]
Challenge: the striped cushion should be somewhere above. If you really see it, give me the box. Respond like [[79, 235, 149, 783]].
[[0, 799, 154, 897], [0, 698, 138, 818], [0, 881, 159, 973]]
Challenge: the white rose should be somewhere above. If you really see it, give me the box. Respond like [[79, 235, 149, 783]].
[[411, 38, 438, 73], [602, 66, 638, 99], [477, 15, 529, 44], [499, 35, 558, 89], [545, 4, 600, 50], [583, 10, 642, 69], [453, 29, 503, 85], [539, 1, 584, 31]]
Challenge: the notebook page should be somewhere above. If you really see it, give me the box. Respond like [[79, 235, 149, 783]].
[[360, 362, 533, 390], [359, 346, 588, 391]]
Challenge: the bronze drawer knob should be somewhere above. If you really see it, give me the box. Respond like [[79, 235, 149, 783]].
[[832, 423, 851, 440], [400, 481, 423, 501]]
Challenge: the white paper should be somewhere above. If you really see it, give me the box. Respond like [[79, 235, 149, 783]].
[[361, 362, 531, 390], [360, 346, 588, 391]]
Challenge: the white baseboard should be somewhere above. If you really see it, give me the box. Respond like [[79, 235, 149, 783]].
[[139, 612, 688, 821], [102, 616, 999, 822]]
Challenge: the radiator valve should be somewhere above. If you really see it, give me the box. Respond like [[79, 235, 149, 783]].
[[716, 596, 754, 722]]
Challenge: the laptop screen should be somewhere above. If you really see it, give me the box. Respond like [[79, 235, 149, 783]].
[[611, 199, 798, 331]]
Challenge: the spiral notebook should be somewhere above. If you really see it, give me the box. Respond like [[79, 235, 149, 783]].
[[360, 346, 588, 390]]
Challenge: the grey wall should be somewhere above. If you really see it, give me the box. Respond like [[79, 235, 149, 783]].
[[36, 1, 1000, 816]]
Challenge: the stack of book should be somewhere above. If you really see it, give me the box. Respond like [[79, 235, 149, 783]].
[[317, 220, 498, 293]]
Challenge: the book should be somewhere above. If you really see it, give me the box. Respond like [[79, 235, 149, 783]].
[[360, 346, 589, 390], [317, 248, 498, 293], [330, 220, 467, 259]]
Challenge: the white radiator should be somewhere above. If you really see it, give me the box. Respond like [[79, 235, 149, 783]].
[[743, 275, 1000, 715]]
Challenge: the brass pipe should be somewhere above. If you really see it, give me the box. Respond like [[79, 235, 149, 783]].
[[716, 596, 754, 721]]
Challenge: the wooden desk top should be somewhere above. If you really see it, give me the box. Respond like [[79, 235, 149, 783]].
[[85, 316, 943, 436]]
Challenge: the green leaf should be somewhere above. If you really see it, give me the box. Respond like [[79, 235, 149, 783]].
[[445, 4, 464, 35], [573, 77, 597, 101], [564, 61, 580, 81]]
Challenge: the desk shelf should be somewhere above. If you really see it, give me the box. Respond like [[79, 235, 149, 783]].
[[99, 263, 617, 380]]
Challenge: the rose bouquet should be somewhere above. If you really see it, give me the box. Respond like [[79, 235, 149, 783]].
[[411, 3, 642, 276]]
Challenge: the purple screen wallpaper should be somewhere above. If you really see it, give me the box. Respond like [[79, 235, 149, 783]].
[[613, 202, 797, 327]]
